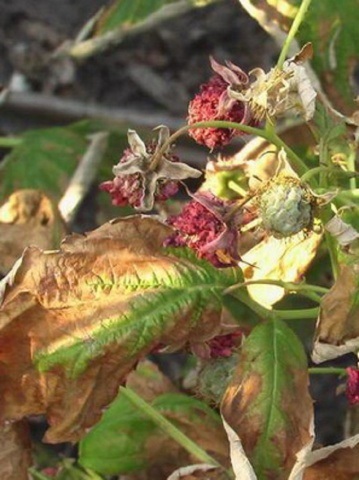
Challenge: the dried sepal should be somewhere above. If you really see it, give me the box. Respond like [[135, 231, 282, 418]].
[[101, 126, 202, 211], [230, 44, 317, 122], [325, 215, 359, 246]]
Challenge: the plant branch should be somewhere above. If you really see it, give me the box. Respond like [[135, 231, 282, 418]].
[[150, 120, 308, 176], [65, 1, 220, 60], [225, 279, 328, 302], [229, 289, 319, 321], [276, 0, 313, 69], [58, 131, 109, 224], [309, 367, 347, 376]]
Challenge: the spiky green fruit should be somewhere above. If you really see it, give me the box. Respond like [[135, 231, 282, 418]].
[[257, 175, 314, 238]]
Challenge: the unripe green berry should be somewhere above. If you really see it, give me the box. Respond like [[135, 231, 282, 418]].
[[257, 175, 314, 238], [197, 355, 238, 405]]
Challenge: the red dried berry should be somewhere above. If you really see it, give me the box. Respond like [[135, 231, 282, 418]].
[[188, 75, 248, 149], [164, 192, 240, 267], [346, 367, 359, 405], [208, 331, 242, 358]]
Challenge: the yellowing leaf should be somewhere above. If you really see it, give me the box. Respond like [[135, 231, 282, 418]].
[[240, 231, 322, 308], [221, 319, 313, 480]]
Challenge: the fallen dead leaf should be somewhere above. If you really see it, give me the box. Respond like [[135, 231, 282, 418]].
[[0, 421, 32, 480], [0, 189, 66, 275]]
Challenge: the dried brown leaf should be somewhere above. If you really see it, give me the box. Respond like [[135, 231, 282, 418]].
[[167, 464, 226, 480], [0, 421, 32, 480], [0, 216, 232, 443], [303, 435, 359, 480], [312, 264, 359, 363], [0, 190, 66, 274]]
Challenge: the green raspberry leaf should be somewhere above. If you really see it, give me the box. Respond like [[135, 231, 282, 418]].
[[221, 319, 313, 480], [79, 361, 227, 476]]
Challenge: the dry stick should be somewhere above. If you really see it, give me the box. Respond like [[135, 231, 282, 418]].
[[4, 91, 183, 131], [66, 0, 220, 60], [58, 131, 109, 224]]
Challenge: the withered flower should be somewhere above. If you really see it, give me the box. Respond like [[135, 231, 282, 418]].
[[100, 126, 202, 211]]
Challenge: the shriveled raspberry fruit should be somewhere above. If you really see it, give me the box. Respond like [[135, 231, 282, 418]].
[[346, 367, 359, 405], [256, 175, 314, 238], [188, 57, 254, 150], [164, 191, 240, 267]]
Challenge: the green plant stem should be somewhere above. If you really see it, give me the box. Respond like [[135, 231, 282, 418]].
[[230, 290, 319, 321], [276, 0, 313, 69], [150, 120, 308, 176], [347, 148, 357, 190], [324, 230, 340, 280], [0, 136, 22, 147], [227, 180, 247, 197], [226, 279, 329, 297], [120, 387, 224, 470], [301, 166, 359, 184], [274, 307, 319, 320], [309, 367, 347, 376]]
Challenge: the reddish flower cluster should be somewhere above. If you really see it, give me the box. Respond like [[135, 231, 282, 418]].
[[164, 193, 240, 268], [188, 75, 247, 150], [346, 367, 359, 405], [208, 331, 242, 358], [100, 145, 179, 209]]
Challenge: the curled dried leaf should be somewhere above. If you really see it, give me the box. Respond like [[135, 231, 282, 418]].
[[312, 264, 359, 363]]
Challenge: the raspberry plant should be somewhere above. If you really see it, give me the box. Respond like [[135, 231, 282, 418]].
[[0, 0, 359, 479]]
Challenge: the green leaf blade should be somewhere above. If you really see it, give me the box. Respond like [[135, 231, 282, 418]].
[[221, 319, 313, 480]]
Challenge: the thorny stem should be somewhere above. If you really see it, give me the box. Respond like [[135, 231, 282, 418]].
[[276, 0, 313, 69], [120, 387, 225, 470], [150, 120, 308, 176], [309, 367, 347, 376]]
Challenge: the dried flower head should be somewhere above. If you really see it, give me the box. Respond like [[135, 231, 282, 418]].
[[187, 57, 254, 149], [346, 367, 359, 405], [100, 126, 202, 211], [230, 44, 316, 122], [164, 191, 243, 267]]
